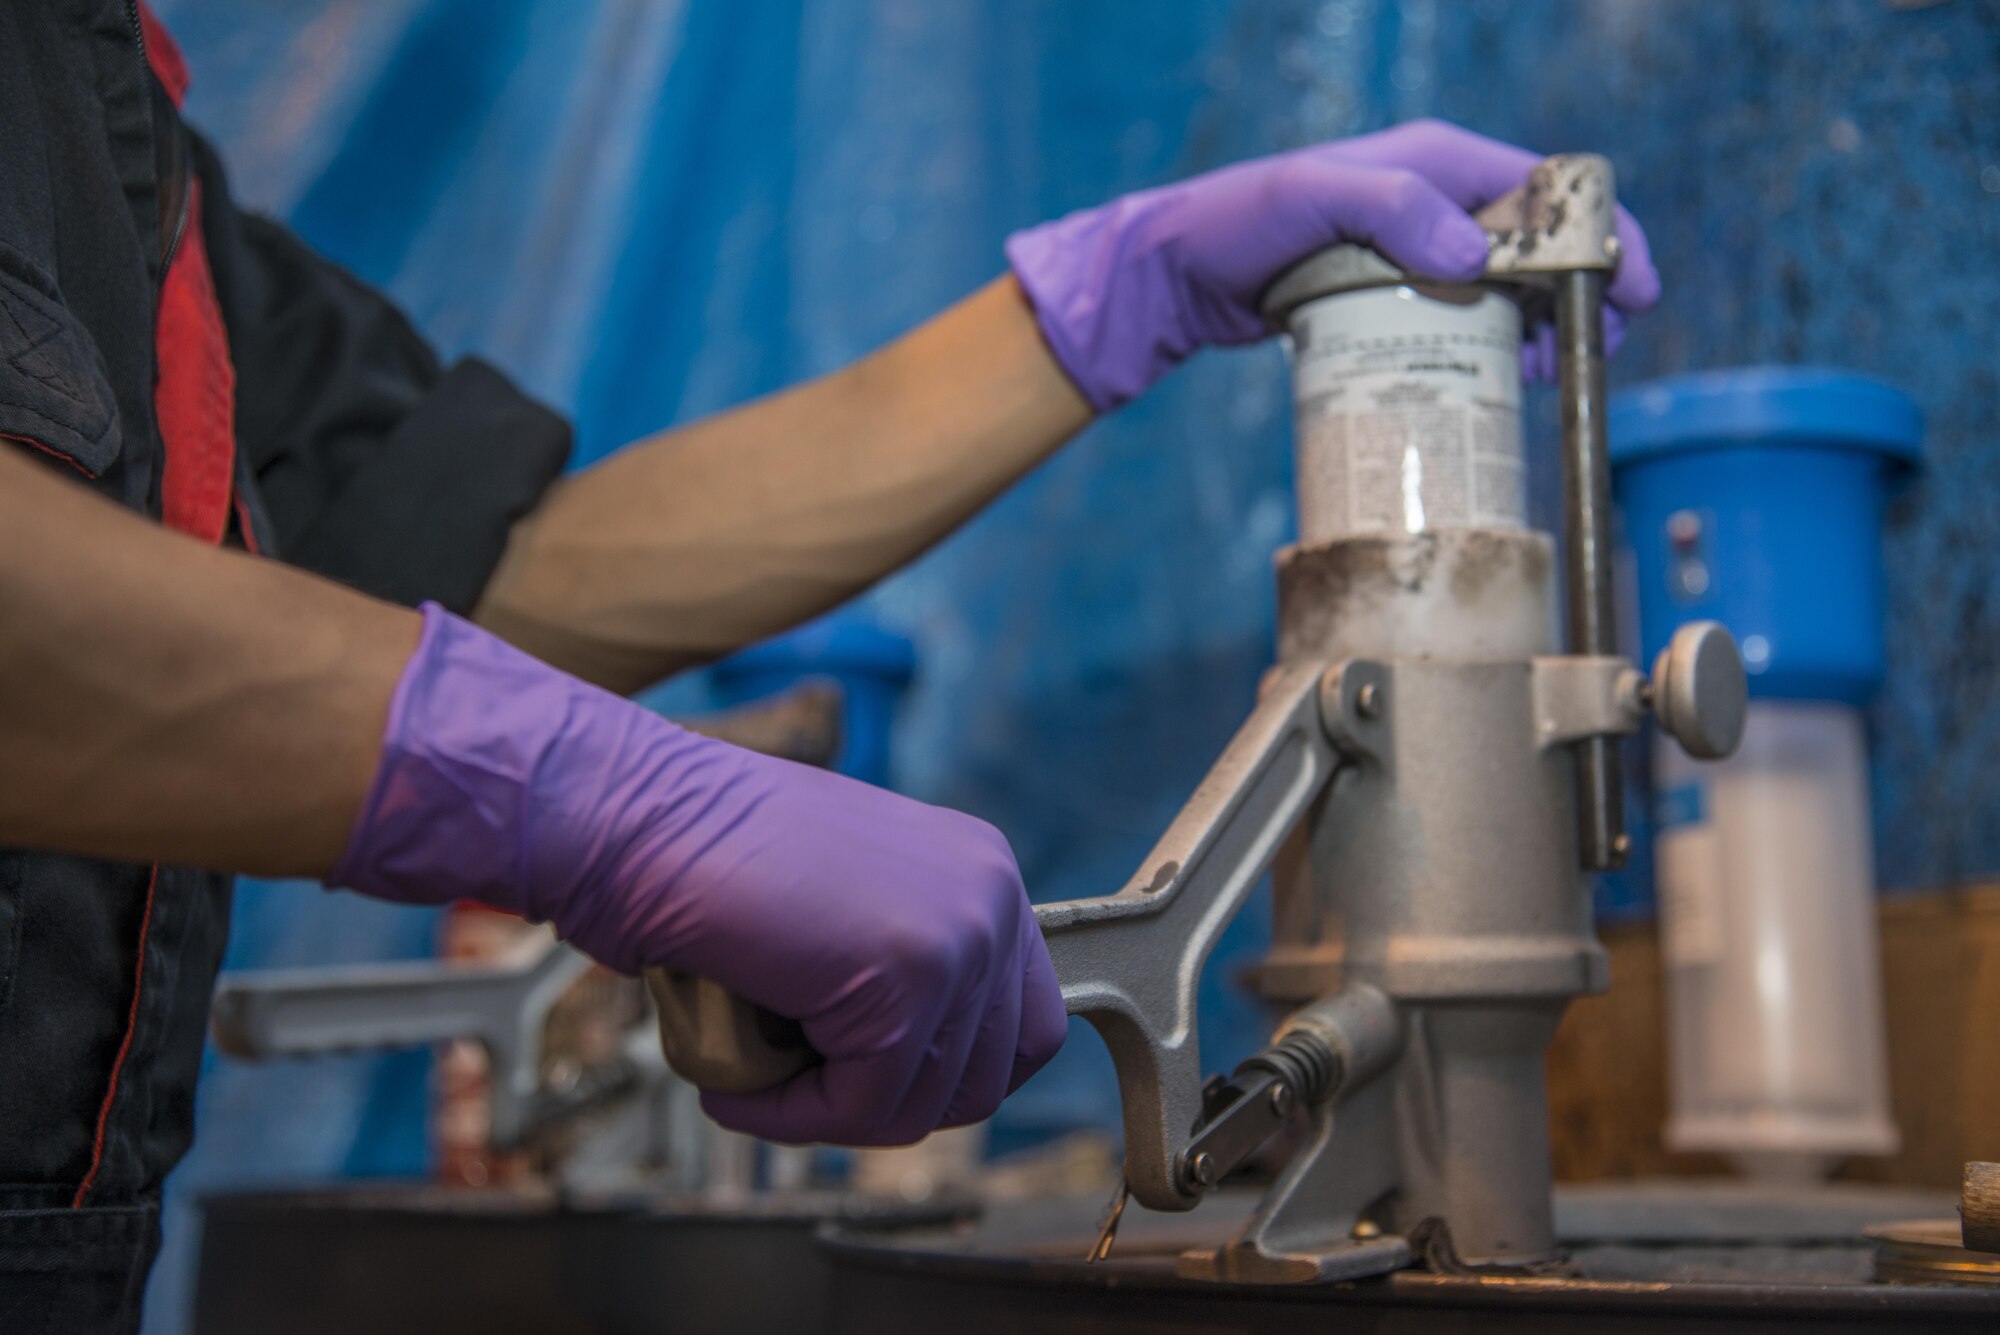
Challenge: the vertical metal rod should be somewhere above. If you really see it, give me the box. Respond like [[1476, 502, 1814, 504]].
[[1555, 269, 1626, 871]]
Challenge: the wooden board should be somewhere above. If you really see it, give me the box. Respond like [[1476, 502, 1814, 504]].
[[1548, 885, 2000, 1187]]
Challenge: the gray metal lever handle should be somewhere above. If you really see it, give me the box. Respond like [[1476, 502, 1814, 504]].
[[643, 967, 818, 1096], [1033, 660, 1343, 1212], [213, 943, 818, 1138], [210, 942, 593, 1148], [210, 943, 590, 1059]]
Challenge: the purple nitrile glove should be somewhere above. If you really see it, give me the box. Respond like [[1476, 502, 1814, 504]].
[[1006, 119, 1660, 410], [332, 605, 1065, 1146]]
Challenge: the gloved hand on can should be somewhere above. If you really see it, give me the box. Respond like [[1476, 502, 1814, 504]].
[[332, 605, 1067, 1145], [1006, 118, 1660, 409]]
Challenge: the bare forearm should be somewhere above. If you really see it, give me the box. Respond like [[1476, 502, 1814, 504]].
[[0, 448, 417, 875], [473, 275, 1090, 691]]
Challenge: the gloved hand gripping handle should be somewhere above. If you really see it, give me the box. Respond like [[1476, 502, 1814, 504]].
[[647, 662, 1341, 1195], [645, 966, 817, 1094]]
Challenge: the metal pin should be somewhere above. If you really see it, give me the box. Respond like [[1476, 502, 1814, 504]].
[[1556, 267, 1626, 871], [1087, 1177, 1130, 1263]]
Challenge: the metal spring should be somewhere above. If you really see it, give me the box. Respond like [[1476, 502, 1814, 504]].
[[1243, 1028, 1343, 1104]]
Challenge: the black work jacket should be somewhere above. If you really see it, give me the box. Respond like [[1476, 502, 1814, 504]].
[[0, 4, 571, 1329]]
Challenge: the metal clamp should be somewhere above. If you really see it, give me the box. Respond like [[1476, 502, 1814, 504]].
[[1173, 984, 1403, 1199], [1260, 153, 1619, 323], [1034, 661, 1343, 1212], [1531, 655, 1649, 749], [1481, 153, 1620, 276]]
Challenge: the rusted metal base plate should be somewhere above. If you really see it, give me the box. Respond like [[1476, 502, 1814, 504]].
[[819, 1182, 2000, 1334]]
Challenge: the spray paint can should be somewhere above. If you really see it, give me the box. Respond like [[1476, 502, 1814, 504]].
[[1287, 284, 1525, 542]]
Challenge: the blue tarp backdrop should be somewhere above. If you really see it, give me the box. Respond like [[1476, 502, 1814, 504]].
[[145, 1, 2000, 1328]]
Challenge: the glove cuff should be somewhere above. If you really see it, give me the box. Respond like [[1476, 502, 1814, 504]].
[[329, 603, 581, 919], [1006, 193, 1190, 413]]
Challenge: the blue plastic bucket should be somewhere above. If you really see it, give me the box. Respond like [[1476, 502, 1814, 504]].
[[710, 617, 918, 788], [1609, 367, 1920, 705]]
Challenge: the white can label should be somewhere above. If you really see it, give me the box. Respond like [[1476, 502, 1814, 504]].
[[1290, 286, 1524, 543]]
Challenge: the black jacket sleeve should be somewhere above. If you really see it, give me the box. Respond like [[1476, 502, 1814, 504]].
[[188, 131, 572, 613]]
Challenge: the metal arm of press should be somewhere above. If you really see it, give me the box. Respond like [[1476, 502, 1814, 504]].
[[1040, 622, 1743, 1213]]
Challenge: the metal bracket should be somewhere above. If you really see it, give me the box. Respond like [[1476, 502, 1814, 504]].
[[1179, 1075, 1411, 1282], [1034, 660, 1342, 1212], [1530, 655, 1648, 749]]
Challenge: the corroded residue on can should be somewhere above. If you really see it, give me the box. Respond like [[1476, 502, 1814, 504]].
[[1447, 528, 1553, 603], [1275, 530, 1555, 663]]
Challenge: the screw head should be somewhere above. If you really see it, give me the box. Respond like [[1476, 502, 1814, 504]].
[[1351, 1219, 1382, 1239], [1187, 1151, 1218, 1189], [1355, 682, 1380, 719], [1611, 832, 1632, 863], [1268, 1083, 1295, 1119]]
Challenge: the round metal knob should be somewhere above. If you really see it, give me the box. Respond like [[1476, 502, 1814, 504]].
[[1650, 621, 1747, 760]]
